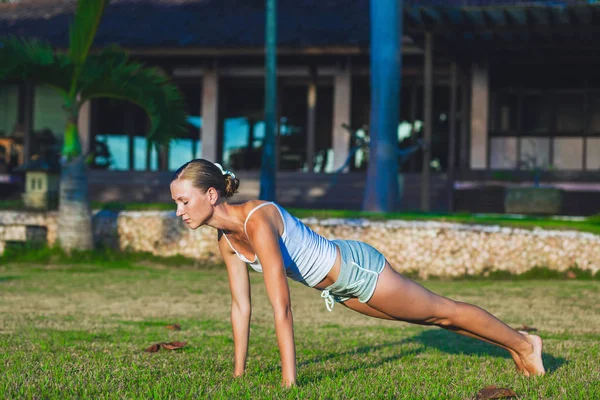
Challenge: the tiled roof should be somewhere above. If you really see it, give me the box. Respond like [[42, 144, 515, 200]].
[[406, 0, 592, 6], [0, 0, 594, 49], [0, 0, 370, 49]]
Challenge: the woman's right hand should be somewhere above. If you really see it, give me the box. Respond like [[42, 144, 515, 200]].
[[281, 377, 297, 388], [233, 369, 245, 378]]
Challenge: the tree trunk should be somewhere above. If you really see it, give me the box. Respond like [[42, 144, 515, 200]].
[[362, 0, 403, 212], [57, 155, 94, 251], [57, 117, 94, 252]]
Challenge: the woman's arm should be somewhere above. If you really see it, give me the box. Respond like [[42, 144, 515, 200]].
[[246, 217, 297, 387], [218, 232, 252, 377]]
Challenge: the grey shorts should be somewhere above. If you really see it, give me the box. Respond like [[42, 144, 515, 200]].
[[320, 239, 386, 311]]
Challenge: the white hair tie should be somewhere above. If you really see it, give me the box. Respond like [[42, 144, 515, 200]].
[[213, 163, 236, 180]]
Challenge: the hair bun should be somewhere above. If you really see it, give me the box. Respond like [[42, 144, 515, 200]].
[[224, 174, 240, 198]]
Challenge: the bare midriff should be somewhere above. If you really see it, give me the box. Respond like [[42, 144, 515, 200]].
[[313, 245, 342, 290]]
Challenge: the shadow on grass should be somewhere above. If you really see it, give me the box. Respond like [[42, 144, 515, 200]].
[[405, 329, 568, 374], [297, 329, 567, 384], [291, 340, 423, 385], [298, 340, 420, 368]]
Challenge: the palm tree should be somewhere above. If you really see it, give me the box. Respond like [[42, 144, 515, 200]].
[[0, 0, 187, 251]]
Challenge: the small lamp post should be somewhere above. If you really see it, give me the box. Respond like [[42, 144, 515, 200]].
[[16, 157, 61, 210]]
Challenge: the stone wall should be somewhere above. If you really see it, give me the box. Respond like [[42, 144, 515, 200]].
[[1, 210, 599, 278]]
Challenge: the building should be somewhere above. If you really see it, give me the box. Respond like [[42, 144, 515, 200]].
[[1, 0, 600, 214]]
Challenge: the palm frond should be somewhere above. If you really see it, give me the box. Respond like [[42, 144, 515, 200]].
[[69, 0, 109, 66], [78, 48, 188, 146], [0, 36, 72, 94]]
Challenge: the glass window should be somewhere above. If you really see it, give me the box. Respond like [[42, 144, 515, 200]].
[[133, 137, 147, 171], [314, 86, 333, 173], [588, 93, 600, 133], [221, 81, 332, 173], [519, 137, 550, 170], [492, 92, 518, 132], [399, 85, 422, 173], [279, 85, 308, 171], [349, 78, 424, 172], [133, 137, 159, 171], [195, 137, 202, 161], [220, 80, 265, 171], [150, 144, 159, 171], [94, 99, 147, 171], [351, 77, 370, 131], [349, 77, 370, 172], [169, 83, 202, 170], [0, 85, 19, 137], [586, 138, 600, 170], [556, 93, 584, 133], [490, 137, 517, 170], [169, 138, 195, 170], [219, 79, 264, 171], [93, 83, 200, 172], [223, 117, 263, 171], [430, 86, 450, 172], [522, 95, 551, 133], [553, 137, 583, 170], [95, 134, 129, 170], [34, 85, 66, 141]]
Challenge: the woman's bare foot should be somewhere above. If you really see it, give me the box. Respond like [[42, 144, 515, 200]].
[[516, 331, 546, 376], [508, 348, 529, 376]]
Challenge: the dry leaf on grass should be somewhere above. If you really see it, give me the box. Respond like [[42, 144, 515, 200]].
[[161, 341, 186, 350], [144, 341, 187, 353], [475, 385, 517, 399], [514, 325, 538, 332], [166, 324, 181, 331], [144, 344, 162, 353]]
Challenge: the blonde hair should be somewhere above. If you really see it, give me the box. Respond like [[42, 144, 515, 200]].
[[172, 159, 239, 198]]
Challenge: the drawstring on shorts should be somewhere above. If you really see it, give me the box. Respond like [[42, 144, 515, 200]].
[[321, 290, 335, 312]]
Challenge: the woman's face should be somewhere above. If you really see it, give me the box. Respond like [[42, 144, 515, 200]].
[[170, 178, 215, 229]]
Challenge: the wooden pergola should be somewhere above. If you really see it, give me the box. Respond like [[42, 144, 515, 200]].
[[402, 1, 600, 211]]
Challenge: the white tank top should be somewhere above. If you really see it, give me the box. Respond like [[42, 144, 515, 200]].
[[221, 202, 337, 287]]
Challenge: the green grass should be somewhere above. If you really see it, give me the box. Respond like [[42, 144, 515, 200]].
[[0, 244, 200, 268], [2, 246, 598, 281], [90, 201, 175, 212], [1, 261, 599, 399], [0, 199, 27, 210]]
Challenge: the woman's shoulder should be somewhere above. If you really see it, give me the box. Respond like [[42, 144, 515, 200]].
[[238, 199, 276, 213], [241, 201, 285, 233]]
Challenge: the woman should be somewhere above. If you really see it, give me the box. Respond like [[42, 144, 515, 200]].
[[170, 159, 545, 387]]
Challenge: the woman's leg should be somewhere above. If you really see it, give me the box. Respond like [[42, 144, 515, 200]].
[[356, 262, 545, 376], [342, 292, 530, 374], [341, 298, 395, 320]]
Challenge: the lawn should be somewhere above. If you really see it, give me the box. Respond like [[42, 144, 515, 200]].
[[0, 260, 599, 399]]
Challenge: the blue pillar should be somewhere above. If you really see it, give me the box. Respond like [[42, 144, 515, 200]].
[[362, 0, 402, 212], [259, 0, 277, 201]]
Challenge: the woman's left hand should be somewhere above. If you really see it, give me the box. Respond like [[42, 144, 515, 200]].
[[246, 208, 297, 386]]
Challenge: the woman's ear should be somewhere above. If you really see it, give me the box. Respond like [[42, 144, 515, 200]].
[[207, 187, 220, 204]]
